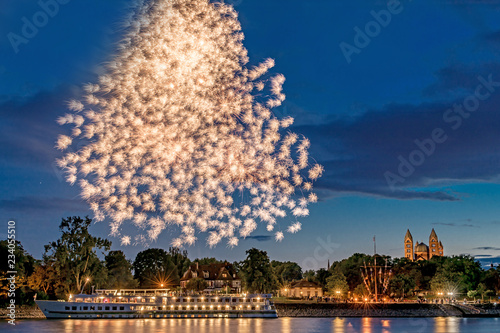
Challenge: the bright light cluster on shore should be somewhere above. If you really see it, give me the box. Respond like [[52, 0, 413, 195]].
[[56, 0, 322, 247]]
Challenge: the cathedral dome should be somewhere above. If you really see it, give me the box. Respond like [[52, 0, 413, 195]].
[[415, 242, 429, 253]]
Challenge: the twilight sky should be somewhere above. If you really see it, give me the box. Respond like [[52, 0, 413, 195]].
[[1, 0, 500, 269]]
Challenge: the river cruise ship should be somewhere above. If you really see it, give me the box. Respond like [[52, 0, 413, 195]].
[[35, 289, 278, 319]]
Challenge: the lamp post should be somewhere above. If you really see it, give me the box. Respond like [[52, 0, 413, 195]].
[[81, 277, 90, 294]]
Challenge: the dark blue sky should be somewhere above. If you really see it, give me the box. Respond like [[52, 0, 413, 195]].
[[1, 0, 500, 269]]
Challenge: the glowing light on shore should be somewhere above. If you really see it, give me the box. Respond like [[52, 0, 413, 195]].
[[56, 0, 322, 247]]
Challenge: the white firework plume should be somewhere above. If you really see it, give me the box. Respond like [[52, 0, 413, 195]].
[[56, 0, 323, 248]]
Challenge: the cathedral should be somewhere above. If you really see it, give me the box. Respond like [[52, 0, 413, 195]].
[[404, 228, 443, 261]]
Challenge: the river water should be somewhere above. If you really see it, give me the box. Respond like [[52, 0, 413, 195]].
[[2, 317, 500, 332]]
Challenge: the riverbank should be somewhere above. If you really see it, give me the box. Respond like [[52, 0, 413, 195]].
[[274, 302, 500, 317], [2, 303, 499, 319], [0, 306, 45, 319]]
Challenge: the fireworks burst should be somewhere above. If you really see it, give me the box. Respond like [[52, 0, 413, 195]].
[[56, 0, 323, 247]]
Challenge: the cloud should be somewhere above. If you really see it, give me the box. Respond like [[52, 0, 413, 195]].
[[0, 85, 77, 170], [0, 196, 88, 213], [475, 256, 500, 268], [240, 235, 272, 242], [292, 62, 500, 201], [473, 254, 492, 258], [432, 222, 479, 228], [473, 246, 500, 251]]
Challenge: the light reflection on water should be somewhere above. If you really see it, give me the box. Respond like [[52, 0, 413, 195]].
[[3, 317, 500, 333]]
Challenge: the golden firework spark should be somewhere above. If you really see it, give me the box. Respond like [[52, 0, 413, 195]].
[[56, 0, 323, 247]]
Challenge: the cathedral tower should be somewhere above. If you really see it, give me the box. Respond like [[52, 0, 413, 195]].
[[429, 228, 443, 259], [403, 228, 444, 261], [404, 229, 414, 261]]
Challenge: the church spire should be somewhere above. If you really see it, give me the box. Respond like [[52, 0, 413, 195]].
[[405, 229, 413, 239], [404, 229, 414, 261], [430, 228, 438, 239]]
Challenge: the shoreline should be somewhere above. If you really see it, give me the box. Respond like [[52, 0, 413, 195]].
[[1, 303, 499, 319], [274, 302, 500, 318]]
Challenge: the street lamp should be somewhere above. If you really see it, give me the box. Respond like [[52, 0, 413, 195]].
[[81, 277, 90, 294]]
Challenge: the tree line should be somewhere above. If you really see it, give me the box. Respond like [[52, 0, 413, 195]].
[[1, 216, 499, 307]]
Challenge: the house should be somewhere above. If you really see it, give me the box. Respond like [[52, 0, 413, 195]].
[[180, 262, 242, 293], [280, 280, 323, 298]]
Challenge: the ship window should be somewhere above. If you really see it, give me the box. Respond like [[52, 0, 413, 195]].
[[182, 299, 187, 303], [72, 306, 77, 311], [120, 306, 125, 310], [112, 306, 117, 310], [130, 306, 134, 310], [90, 306, 95, 310], [83, 306, 88, 310], [157, 307, 162, 310], [211, 299, 215, 302], [218, 299, 223, 302], [190, 299, 194, 302], [182, 306, 186, 310], [251, 306, 255, 310], [98, 306, 102, 310], [175, 299, 180, 302], [105, 306, 110, 311], [232, 299, 236, 302], [65, 306, 70, 310]]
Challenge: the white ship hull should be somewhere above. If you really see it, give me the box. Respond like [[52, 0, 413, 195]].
[[36, 293, 278, 319]]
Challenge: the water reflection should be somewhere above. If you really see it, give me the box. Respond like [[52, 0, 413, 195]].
[[8, 317, 496, 333]]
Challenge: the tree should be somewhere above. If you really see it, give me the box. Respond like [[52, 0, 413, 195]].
[[105, 251, 138, 289], [331, 253, 373, 291], [476, 283, 494, 301], [194, 258, 223, 265], [43, 216, 111, 296], [185, 277, 208, 292], [430, 269, 460, 296], [303, 270, 315, 282], [271, 260, 302, 285], [167, 247, 191, 279], [240, 248, 277, 294], [481, 267, 500, 295], [28, 262, 55, 295], [326, 267, 349, 296], [314, 268, 331, 287], [388, 274, 416, 298], [133, 248, 179, 288], [0, 240, 37, 305], [353, 283, 369, 298]]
